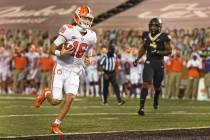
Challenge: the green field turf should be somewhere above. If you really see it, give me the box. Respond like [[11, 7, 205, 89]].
[[0, 95, 210, 137]]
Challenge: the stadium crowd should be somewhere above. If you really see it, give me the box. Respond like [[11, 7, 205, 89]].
[[0, 27, 210, 100]]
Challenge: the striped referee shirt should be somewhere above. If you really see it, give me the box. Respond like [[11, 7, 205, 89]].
[[99, 54, 116, 72]]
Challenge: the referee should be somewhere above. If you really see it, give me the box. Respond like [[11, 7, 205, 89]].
[[99, 47, 125, 105]]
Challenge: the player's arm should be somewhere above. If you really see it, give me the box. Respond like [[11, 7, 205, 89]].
[[133, 46, 146, 66], [152, 34, 172, 56], [133, 31, 147, 66], [98, 55, 106, 71], [49, 35, 74, 56], [156, 41, 172, 56]]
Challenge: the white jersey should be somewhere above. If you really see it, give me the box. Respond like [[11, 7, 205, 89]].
[[54, 24, 97, 68]]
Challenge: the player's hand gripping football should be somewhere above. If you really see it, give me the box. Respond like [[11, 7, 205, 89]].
[[60, 44, 74, 56]]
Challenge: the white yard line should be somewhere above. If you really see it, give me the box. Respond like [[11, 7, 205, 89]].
[[0, 96, 35, 100], [1, 126, 210, 138], [2, 105, 138, 109], [1, 104, 210, 109], [1, 112, 210, 118], [99, 117, 118, 120]]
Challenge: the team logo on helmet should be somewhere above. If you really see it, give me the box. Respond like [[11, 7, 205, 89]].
[[74, 5, 94, 29]]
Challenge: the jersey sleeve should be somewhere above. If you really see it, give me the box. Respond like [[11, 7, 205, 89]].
[[99, 55, 106, 66], [89, 31, 97, 45], [53, 35, 66, 46], [85, 31, 97, 56], [141, 31, 148, 40], [54, 24, 72, 46], [58, 24, 70, 40]]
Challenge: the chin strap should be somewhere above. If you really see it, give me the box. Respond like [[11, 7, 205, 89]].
[[75, 25, 87, 33]]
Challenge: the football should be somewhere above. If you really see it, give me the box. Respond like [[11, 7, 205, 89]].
[[63, 41, 73, 50]]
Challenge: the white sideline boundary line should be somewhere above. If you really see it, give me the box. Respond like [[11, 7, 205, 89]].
[[1, 112, 210, 118], [1, 126, 210, 138]]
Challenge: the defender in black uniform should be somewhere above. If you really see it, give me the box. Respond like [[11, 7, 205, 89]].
[[133, 18, 172, 116]]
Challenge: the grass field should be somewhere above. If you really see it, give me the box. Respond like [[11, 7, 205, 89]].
[[0, 95, 210, 138]]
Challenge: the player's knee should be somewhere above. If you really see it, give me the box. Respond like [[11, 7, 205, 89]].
[[64, 94, 75, 105]]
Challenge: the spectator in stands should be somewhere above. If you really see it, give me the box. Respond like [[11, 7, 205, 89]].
[[12, 47, 27, 94], [167, 49, 185, 99], [42, 31, 51, 48], [184, 53, 202, 100], [122, 47, 132, 96], [114, 53, 124, 97], [204, 56, 210, 98], [130, 48, 143, 98], [86, 49, 100, 97], [164, 56, 172, 98], [0, 46, 11, 94], [37, 47, 54, 90], [25, 44, 39, 94]]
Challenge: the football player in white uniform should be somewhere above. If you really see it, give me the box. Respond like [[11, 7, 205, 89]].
[[34, 5, 97, 134]]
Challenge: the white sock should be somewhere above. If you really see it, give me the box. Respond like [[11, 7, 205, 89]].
[[54, 119, 61, 125], [95, 85, 99, 96]]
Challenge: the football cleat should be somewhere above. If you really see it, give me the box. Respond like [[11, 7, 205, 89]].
[[101, 102, 109, 106], [153, 104, 158, 110], [34, 88, 49, 108], [51, 123, 64, 135], [118, 100, 125, 106], [138, 108, 145, 116]]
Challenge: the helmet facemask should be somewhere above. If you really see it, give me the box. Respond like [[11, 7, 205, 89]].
[[149, 24, 161, 36], [79, 15, 93, 29]]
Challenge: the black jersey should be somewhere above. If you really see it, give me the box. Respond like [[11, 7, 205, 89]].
[[142, 31, 171, 61]]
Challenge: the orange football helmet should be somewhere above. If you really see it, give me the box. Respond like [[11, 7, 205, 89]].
[[74, 5, 94, 29]]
